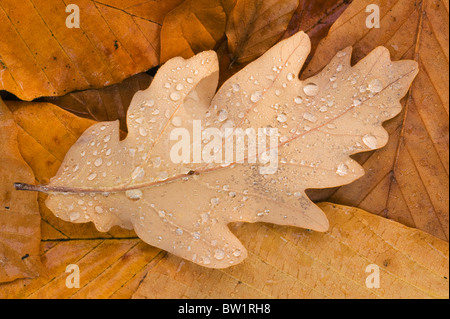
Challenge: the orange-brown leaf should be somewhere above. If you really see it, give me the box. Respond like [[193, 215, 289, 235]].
[[160, 0, 233, 63], [41, 73, 153, 132], [226, 0, 300, 64], [0, 0, 181, 100], [0, 98, 42, 283]]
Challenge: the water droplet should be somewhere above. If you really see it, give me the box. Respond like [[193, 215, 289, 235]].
[[229, 192, 237, 198], [176, 83, 184, 91], [319, 106, 328, 112], [193, 232, 201, 240], [353, 99, 362, 107], [69, 212, 81, 222], [218, 109, 228, 122], [176, 228, 183, 235], [214, 249, 225, 260], [287, 73, 295, 81], [73, 164, 79, 172], [232, 83, 240, 92], [152, 157, 161, 168], [303, 83, 319, 96], [106, 149, 112, 156], [94, 158, 103, 167], [210, 197, 219, 206], [233, 249, 241, 257], [336, 163, 349, 176], [203, 256, 211, 265], [250, 91, 263, 103], [277, 113, 288, 123], [170, 92, 181, 101], [139, 127, 148, 137], [368, 79, 383, 93], [294, 97, 303, 104], [87, 173, 97, 181], [172, 116, 182, 127], [362, 134, 378, 149], [95, 206, 104, 214], [336, 64, 343, 72], [126, 189, 143, 200], [143, 99, 154, 107], [158, 171, 169, 181], [131, 166, 145, 180], [158, 210, 166, 218], [104, 135, 111, 143], [330, 75, 337, 82], [186, 77, 194, 84], [303, 112, 317, 123]]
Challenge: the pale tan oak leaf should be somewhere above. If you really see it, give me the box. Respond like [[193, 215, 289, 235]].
[[16, 31, 418, 269]]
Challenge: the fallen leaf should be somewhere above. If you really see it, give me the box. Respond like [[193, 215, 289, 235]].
[[303, 0, 449, 241], [0, 239, 162, 299], [283, 0, 352, 59], [41, 73, 153, 132], [133, 203, 449, 299], [226, 0, 300, 64], [160, 0, 234, 63], [0, 98, 41, 283], [0, 0, 181, 100], [21, 31, 418, 269], [5, 100, 133, 240]]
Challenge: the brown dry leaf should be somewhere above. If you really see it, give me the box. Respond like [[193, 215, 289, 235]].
[[303, 0, 449, 241], [5, 100, 133, 240], [20, 31, 419, 269], [133, 202, 449, 299], [41, 73, 153, 132], [226, 0, 300, 64], [283, 0, 352, 58], [0, 98, 41, 283], [160, 0, 235, 63], [0, 0, 182, 101], [0, 238, 163, 299]]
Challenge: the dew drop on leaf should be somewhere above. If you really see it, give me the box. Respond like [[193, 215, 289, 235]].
[[214, 249, 225, 260], [362, 134, 378, 149], [69, 212, 81, 222], [126, 189, 143, 200], [170, 92, 181, 101], [303, 83, 319, 96], [336, 163, 349, 176], [368, 79, 383, 93], [251, 91, 263, 103]]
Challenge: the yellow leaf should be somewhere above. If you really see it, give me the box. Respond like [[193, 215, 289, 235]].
[[132, 203, 449, 299]]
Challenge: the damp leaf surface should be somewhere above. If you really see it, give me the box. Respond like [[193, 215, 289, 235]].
[[42, 31, 418, 268]]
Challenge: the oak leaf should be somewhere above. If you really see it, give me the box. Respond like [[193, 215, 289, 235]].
[[303, 0, 449, 241], [20, 31, 418, 268]]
